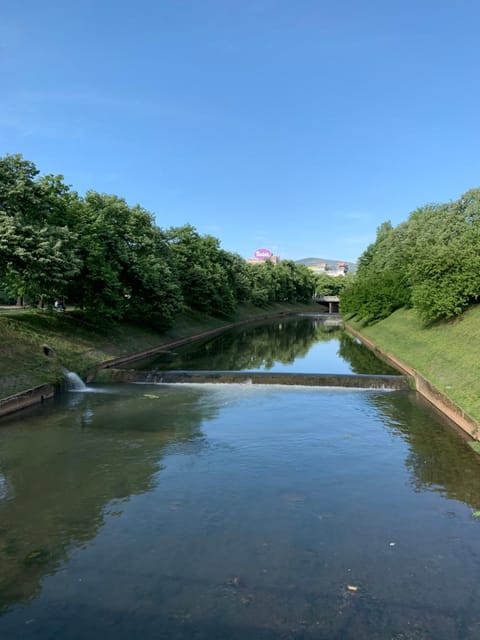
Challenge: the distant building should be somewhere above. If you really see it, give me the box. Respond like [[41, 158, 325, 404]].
[[307, 262, 348, 277], [307, 262, 328, 274], [246, 256, 280, 265], [295, 257, 356, 274], [246, 248, 280, 265]]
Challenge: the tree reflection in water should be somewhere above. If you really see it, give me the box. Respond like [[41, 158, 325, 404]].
[[367, 391, 480, 510], [132, 317, 396, 375], [2, 318, 479, 639], [0, 384, 213, 613]]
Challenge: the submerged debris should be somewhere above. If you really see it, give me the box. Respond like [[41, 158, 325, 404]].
[[23, 549, 49, 565]]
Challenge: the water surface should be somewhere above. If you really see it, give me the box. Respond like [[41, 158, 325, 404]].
[[129, 316, 398, 375], [1, 381, 480, 639]]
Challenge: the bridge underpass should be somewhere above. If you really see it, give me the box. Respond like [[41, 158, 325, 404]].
[[312, 295, 340, 313]]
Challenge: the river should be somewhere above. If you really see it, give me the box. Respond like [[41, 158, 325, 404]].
[[0, 316, 479, 639]]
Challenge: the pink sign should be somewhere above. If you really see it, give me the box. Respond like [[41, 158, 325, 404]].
[[254, 248, 273, 260]]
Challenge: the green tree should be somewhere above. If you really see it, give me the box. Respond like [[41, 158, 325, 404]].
[[406, 196, 480, 322], [165, 225, 238, 317], [342, 190, 480, 324], [246, 261, 275, 306], [341, 218, 412, 322], [0, 154, 81, 305], [314, 273, 348, 297], [71, 192, 182, 326]]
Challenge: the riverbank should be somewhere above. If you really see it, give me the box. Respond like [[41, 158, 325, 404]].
[[346, 305, 480, 440], [0, 302, 320, 415], [5, 302, 480, 440]]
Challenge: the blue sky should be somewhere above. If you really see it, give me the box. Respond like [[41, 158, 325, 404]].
[[2, 1, 480, 263]]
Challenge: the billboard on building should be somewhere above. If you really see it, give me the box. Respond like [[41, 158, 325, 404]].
[[254, 248, 273, 260]]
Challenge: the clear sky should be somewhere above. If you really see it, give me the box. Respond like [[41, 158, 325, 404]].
[[2, 1, 480, 263]]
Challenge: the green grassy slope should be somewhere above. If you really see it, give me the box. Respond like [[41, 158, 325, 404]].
[[347, 306, 480, 423]]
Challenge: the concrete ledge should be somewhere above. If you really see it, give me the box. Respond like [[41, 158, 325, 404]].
[[0, 384, 56, 418], [102, 369, 410, 390], [346, 324, 480, 440]]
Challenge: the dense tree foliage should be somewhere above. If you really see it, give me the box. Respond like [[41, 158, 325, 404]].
[[314, 272, 349, 297], [165, 225, 238, 317], [341, 189, 480, 324], [0, 155, 81, 305], [0, 154, 316, 326], [69, 192, 182, 326]]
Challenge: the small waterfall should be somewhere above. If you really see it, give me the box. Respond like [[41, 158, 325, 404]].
[[63, 369, 88, 391]]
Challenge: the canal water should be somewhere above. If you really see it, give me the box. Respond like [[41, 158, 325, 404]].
[[1, 317, 480, 639], [124, 316, 398, 375]]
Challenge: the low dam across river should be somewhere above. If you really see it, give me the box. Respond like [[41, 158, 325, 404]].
[[104, 369, 410, 390]]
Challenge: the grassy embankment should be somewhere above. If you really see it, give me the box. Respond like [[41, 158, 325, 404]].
[[347, 305, 480, 426], [0, 302, 318, 400]]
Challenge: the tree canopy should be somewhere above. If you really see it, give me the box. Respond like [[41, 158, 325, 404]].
[[341, 189, 480, 324], [0, 154, 317, 326], [0, 155, 81, 304]]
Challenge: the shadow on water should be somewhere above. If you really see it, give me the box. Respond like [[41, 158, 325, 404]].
[[368, 392, 480, 510], [2, 386, 480, 624], [0, 385, 215, 613]]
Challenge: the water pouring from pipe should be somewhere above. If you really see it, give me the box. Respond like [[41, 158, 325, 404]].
[[42, 344, 88, 391], [64, 370, 87, 391]]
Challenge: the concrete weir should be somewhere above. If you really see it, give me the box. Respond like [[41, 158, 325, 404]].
[[104, 369, 410, 390]]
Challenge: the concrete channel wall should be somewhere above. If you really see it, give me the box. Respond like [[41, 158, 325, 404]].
[[0, 384, 56, 418], [345, 324, 480, 441]]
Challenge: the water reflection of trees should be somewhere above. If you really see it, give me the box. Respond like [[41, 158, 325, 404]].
[[368, 392, 480, 510], [137, 319, 398, 375], [337, 333, 398, 375], [0, 386, 214, 613], [142, 318, 338, 372]]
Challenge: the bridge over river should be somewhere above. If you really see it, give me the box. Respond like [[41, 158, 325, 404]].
[[312, 295, 340, 313]]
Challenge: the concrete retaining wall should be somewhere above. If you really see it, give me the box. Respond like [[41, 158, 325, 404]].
[[346, 324, 480, 440], [0, 384, 56, 418]]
